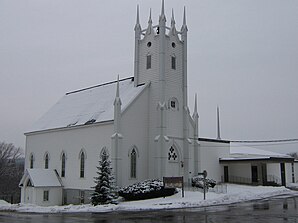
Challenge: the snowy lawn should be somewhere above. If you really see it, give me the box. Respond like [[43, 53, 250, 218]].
[[0, 184, 297, 213]]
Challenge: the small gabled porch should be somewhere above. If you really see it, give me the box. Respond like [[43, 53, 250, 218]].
[[19, 169, 63, 206]]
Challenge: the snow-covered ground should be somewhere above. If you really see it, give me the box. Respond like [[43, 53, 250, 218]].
[[0, 184, 297, 213]]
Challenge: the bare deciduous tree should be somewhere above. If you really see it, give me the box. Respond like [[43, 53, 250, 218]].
[[288, 152, 298, 159], [0, 141, 23, 177], [0, 141, 24, 203]]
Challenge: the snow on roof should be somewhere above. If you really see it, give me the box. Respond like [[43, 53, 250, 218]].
[[230, 143, 291, 158], [20, 169, 62, 187], [26, 77, 146, 133]]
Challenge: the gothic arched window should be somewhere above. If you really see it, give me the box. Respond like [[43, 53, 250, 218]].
[[79, 151, 85, 178], [130, 148, 137, 178], [29, 153, 34, 169], [44, 153, 49, 169], [61, 152, 66, 177], [168, 146, 178, 161]]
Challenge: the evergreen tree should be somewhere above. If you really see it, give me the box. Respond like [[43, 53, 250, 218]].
[[91, 150, 117, 205]]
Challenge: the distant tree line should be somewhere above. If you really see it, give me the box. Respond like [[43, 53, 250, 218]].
[[288, 152, 298, 159], [0, 141, 24, 203]]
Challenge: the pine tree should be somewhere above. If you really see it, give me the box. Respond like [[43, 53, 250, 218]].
[[91, 150, 117, 205]]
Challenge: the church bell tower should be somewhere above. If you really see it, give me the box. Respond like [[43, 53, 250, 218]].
[[133, 1, 190, 183]]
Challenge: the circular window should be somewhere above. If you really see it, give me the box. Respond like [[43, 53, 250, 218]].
[[172, 42, 176, 48], [147, 42, 152, 47]]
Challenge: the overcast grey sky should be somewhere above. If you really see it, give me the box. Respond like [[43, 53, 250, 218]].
[[0, 0, 297, 153]]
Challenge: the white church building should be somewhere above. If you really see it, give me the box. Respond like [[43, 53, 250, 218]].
[[19, 2, 296, 206]]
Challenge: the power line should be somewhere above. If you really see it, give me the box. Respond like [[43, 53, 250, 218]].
[[198, 141, 298, 148], [230, 138, 298, 143]]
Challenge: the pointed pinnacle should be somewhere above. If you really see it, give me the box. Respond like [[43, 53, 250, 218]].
[[161, 0, 165, 16], [116, 75, 120, 98], [194, 94, 198, 114], [171, 8, 175, 25], [136, 5, 140, 25], [148, 8, 152, 24], [183, 6, 186, 25]]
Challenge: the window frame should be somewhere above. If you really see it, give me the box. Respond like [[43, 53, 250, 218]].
[[80, 151, 85, 178], [44, 153, 49, 169], [29, 153, 34, 169], [171, 55, 176, 70], [146, 54, 152, 69], [61, 152, 66, 177], [43, 190, 49, 202], [130, 149, 137, 179]]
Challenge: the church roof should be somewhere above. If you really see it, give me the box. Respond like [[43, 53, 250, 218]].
[[219, 143, 293, 162], [26, 77, 146, 134], [19, 169, 62, 187], [230, 143, 292, 158]]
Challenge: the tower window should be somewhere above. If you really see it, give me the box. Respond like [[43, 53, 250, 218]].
[[147, 42, 152, 47], [171, 56, 176, 70], [168, 97, 179, 111], [171, 101, 176, 108], [146, 55, 151, 69], [172, 42, 176, 48]]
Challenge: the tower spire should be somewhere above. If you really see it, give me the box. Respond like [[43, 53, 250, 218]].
[[149, 8, 152, 24], [116, 75, 120, 98], [146, 8, 153, 35], [136, 5, 140, 25], [183, 6, 186, 25], [114, 75, 122, 106], [161, 0, 165, 15], [134, 5, 141, 31], [217, 106, 221, 140], [160, 0, 166, 21], [134, 5, 141, 86], [169, 8, 176, 35], [181, 6, 188, 32], [193, 94, 199, 119], [194, 94, 198, 114], [171, 8, 175, 25]]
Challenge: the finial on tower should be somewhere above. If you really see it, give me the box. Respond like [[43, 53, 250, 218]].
[[135, 5, 141, 31], [148, 8, 152, 24], [116, 75, 120, 98], [136, 5, 140, 24], [183, 6, 186, 25], [194, 94, 198, 113], [217, 106, 221, 140], [114, 75, 122, 106], [181, 6, 188, 32], [193, 94, 199, 119], [171, 8, 175, 25], [160, 0, 166, 21]]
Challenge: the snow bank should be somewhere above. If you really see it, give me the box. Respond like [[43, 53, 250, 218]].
[[0, 200, 10, 206], [0, 184, 297, 213]]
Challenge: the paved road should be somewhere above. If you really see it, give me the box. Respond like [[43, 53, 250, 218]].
[[0, 194, 297, 223]]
